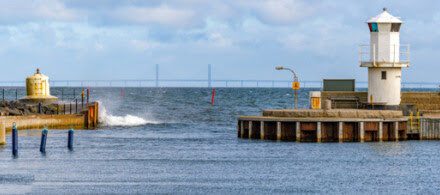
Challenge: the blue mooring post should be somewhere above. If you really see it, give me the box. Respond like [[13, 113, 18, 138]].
[[40, 128, 48, 153], [68, 129, 74, 151], [12, 123, 18, 156]]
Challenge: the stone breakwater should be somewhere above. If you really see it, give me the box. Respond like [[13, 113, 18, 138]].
[[0, 101, 99, 130], [0, 101, 59, 116]]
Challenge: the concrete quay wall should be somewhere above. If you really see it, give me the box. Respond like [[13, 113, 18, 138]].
[[0, 101, 100, 131], [0, 114, 85, 131], [238, 116, 408, 142]]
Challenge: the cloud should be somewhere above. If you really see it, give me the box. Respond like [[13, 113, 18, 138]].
[[109, 5, 197, 28], [0, 0, 78, 24], [1, 0, 440, 82], [239, 0, 315, 25]]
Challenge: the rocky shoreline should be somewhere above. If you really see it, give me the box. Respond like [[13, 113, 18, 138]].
[[0, 101, 59, 116]]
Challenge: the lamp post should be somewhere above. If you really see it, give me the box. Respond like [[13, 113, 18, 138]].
[[276, 66, 300, 110]]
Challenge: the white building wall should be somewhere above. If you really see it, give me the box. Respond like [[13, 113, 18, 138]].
[[369, 33, 378, 62], [368, 67, 401, 105], [369, 26, 400, 62], [389, 32, 400, 62]]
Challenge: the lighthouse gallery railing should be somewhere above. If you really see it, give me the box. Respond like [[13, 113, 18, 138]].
[[359, 44, 410, 65]]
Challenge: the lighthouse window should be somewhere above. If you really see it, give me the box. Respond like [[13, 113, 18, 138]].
[[368, 23, 378, 32], [391, 23, 401, 32], [381, 71, 387, 80]]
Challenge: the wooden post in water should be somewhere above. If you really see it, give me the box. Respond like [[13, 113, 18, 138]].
[[359, 122, 365, 142], [276, 122, 282, 141], [248, 121, 253, 139], [394, 122, 399, 141], [260, 121, 265, 140], [316, 122, 322, 142], [378, 122, 383, 142], [296, 122, 301, 142], [240, 121, 244, 138], [338, 122, 344, 142]]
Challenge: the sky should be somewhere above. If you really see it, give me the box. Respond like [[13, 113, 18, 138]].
[[0, 0, 439, 82]]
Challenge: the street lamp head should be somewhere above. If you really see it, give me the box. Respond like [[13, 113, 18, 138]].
[[275, 66, 284, 70]]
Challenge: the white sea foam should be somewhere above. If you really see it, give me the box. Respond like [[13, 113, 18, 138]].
[[99, 103, 160, 127]]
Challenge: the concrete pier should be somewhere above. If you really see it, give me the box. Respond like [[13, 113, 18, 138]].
[[238, 117, 409, 142], [0, 102, 99, 131], [238, 109, 410, 143], [235, 108, 440, 142]]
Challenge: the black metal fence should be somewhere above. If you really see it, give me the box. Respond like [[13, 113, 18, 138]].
[[1, 88, 91, 115]]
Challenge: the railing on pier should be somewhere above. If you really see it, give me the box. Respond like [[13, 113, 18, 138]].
[[53, 88, 90, 115], [1, 88, 91, 115]]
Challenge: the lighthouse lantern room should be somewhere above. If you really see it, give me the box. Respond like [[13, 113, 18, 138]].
[[360, 8, 410, 107]]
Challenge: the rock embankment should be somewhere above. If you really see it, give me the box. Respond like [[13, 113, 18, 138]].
[[0, 101, 58, 116]]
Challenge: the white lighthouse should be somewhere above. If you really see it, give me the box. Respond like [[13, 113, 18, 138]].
[[360, 8, 410, 107]]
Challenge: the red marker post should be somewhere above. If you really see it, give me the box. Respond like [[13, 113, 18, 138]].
[[211, 88, 216, 106]]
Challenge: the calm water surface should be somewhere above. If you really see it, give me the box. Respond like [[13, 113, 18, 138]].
[[0, 88, 439, 194]]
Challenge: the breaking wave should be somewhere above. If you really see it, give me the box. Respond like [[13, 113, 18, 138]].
[[99, 103, 160, 127]]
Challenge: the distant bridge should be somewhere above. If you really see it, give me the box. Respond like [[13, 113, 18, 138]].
[[1, 64, 439, 88], [0, 79, 438, 89]]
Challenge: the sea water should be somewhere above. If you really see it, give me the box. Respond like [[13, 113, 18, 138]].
[[0, 87, 439, 194]]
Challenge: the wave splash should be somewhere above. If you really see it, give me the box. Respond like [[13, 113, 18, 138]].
[[99, 104, 160, 127]]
